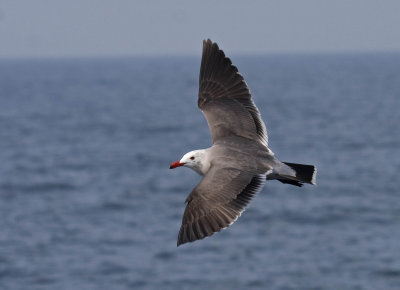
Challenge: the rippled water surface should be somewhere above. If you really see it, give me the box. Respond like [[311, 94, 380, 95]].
[[0, 54, 400, 290]]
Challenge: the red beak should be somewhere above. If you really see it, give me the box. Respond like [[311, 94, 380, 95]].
[[170, 161, 184, 169]]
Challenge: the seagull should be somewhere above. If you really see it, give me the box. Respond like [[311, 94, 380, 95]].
[[170, 39, 316, 246]]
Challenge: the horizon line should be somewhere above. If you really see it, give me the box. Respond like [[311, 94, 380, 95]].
[[1, 49, 400, 61]]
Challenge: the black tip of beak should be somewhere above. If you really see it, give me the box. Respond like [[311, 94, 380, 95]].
[[169, 165, 173, 169]]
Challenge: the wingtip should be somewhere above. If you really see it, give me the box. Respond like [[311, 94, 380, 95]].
[[202, 38, 221, 51], [177, 236, 189, 247], [177, 238, 187, 247], [203, 38, 212, 48]]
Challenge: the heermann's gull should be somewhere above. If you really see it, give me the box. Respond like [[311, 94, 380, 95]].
[[170, 39, 316, 246]]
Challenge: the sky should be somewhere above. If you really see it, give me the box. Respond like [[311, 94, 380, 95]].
[[1, 0, 400, 58]]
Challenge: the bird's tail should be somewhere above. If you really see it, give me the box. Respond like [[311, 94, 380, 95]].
[[276, 162, 317, 187]]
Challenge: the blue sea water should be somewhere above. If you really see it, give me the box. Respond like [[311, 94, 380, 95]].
[[0, 53, 399, 290]]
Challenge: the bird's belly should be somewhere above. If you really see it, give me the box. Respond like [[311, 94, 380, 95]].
[[208, 143, 274, 174]]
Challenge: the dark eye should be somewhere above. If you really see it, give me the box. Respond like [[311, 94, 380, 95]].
[[190, 156, 195, 160]]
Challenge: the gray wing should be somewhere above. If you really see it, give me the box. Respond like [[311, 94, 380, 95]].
[[177, 165, 265, 246], [198, 39, 268, 146]]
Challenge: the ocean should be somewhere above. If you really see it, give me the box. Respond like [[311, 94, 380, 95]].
[[0, 53, 399, 290]]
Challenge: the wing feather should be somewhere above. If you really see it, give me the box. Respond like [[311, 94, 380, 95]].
[[198, 39, 268, 147], [177, 166, 265, 246]]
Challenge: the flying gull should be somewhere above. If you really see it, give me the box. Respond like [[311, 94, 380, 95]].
[[170, 39, 316, 246]]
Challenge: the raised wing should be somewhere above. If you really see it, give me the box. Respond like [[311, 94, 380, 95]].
[[177, 165, 265, 246], [198, 39, 268, 146]]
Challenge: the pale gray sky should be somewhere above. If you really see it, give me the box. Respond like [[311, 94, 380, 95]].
[[1, 0, 400, 58]]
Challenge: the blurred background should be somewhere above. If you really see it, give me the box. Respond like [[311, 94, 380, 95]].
[[0, 1, 399, 289]]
